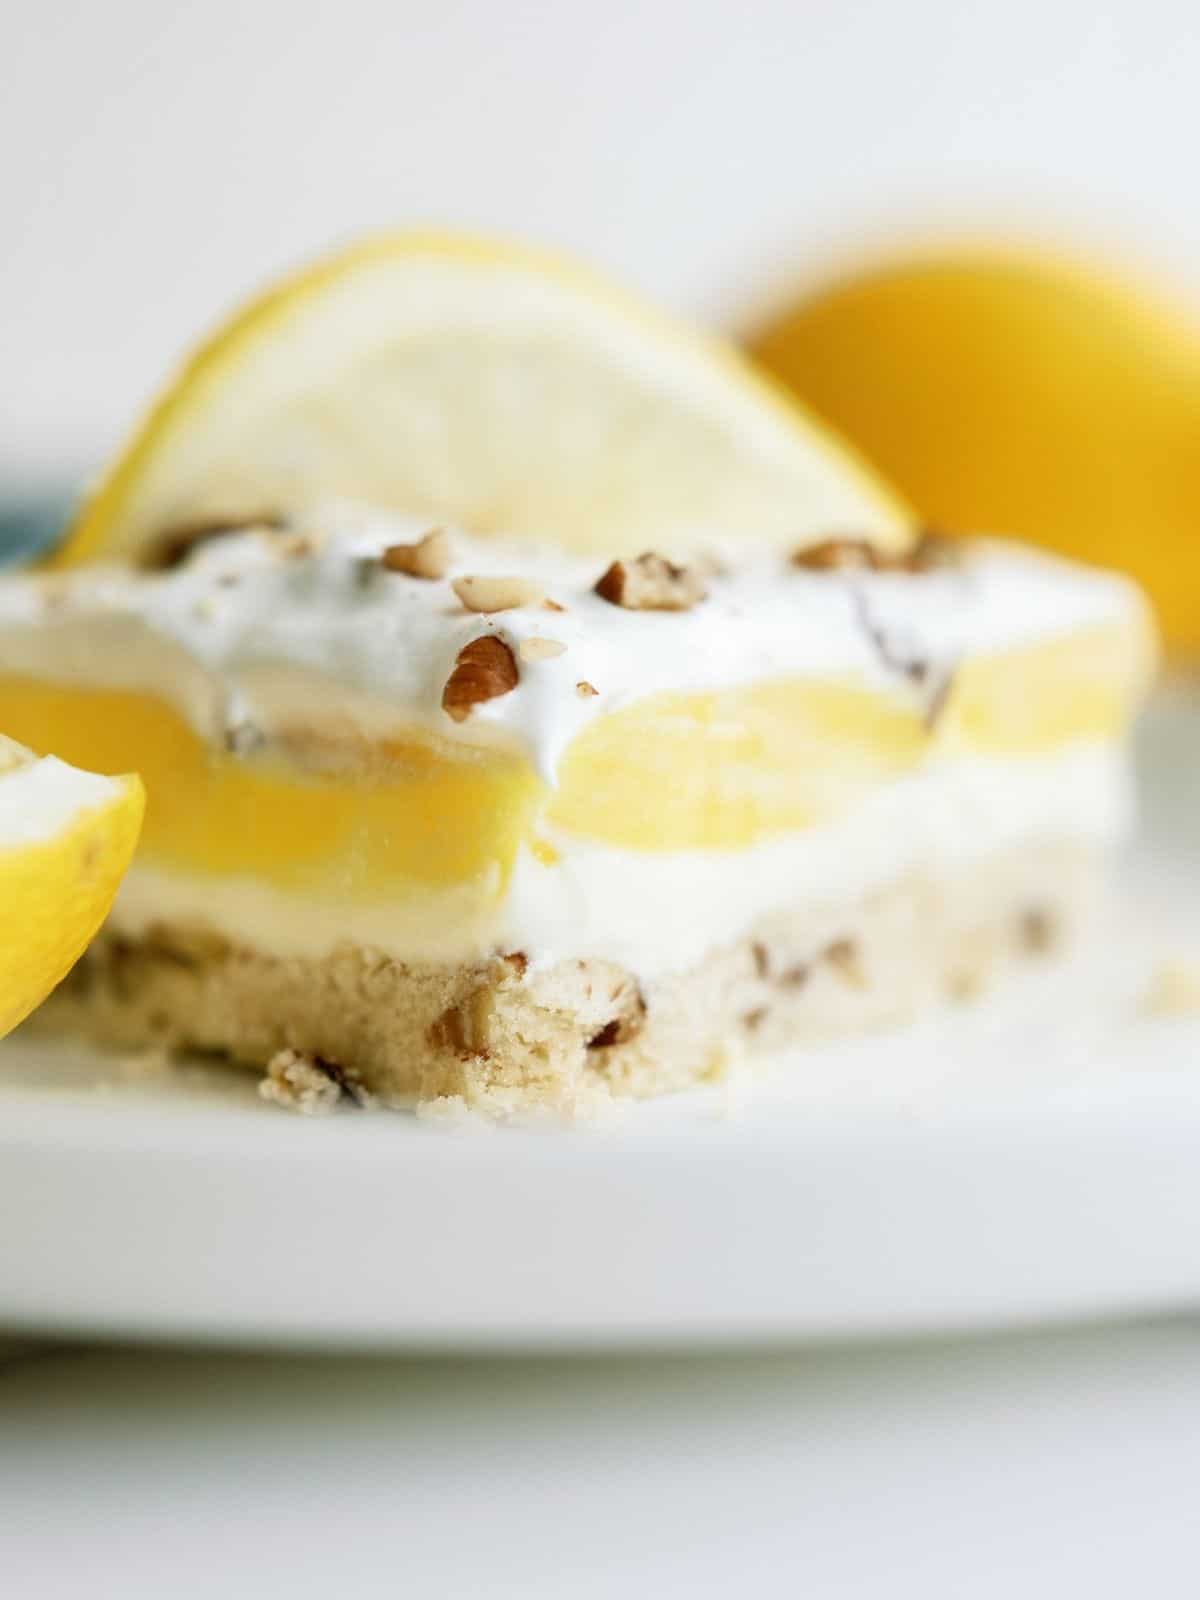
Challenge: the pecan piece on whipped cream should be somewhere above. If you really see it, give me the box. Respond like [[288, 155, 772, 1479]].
[[518, 636, 567, 662], [381, 527, 452, 580], [791, 537, 882, 572], [793, 529, 961, 574], [442, 635, 519, 721], [593, 552, 706, 611], [452, 575, 545, 613]]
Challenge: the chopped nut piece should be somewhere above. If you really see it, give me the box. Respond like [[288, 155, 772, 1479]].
[[793, 530, 961, 575], [594, 552, 707, 611], [544, 598, 567, 612], [791, 537, 882, 572], [442, 635, 519, 721], [586, 983, 647, 1050], [381, 528, 451, 580], [428, 988, 495, 1059], [1019, 906, 1059, 955], [576, 680, 599, 698], [519, 636, 567, 662], [741, 1007, 769, 1033], [260, 1050, 342, 1116], [751, 942, 770, 980], [901, 529, 961, 573], [452, 574, 545, 613], [259, 1048, 372, 1114], [279, 532, 322, 561], [824, 937, 866, 989]]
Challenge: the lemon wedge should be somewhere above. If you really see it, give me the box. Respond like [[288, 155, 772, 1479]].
[[748, 247, 1200, 653], [59, 231, 910, 568], [0, 735, 144, 1038]]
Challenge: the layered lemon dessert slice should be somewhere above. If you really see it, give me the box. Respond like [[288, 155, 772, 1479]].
[[3, 235, 1155, 1112]]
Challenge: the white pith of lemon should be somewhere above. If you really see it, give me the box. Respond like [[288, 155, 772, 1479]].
[[59, 231, 910, 567], [0, 737, 144, 1038]]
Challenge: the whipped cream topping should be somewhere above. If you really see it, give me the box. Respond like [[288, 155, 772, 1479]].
[[0, 506, 1147, 783]]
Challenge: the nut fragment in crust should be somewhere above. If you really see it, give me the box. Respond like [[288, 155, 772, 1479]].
[[442, 635, 519, 721], [452, 575, 545, 613], [778, 962, 810, 990], [519, 636, 567, 662], [259, 1048, 372, 1114], [1019, 905, 1059, 955], [381, 527, 451, 579], [428, 988, 495, 1059], [593, 552, 707, 611], [586, 983, 647, 1050], [824, 937, 866, 989]]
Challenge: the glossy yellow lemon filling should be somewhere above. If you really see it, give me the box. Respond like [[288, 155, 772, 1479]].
[[0, 617, 1147, 912], [0, 682, 543, 898], [943, 623, 1149, 754]]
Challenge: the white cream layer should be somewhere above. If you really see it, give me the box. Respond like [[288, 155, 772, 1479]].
[[108, 744, 1130, 976], [0, 509, 1149, 782]]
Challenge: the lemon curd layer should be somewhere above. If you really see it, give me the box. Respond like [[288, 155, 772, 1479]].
[[0, 515, 1153, 970]]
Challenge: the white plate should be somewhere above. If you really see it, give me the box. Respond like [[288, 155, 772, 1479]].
[[2, 692, 1199, 1350]]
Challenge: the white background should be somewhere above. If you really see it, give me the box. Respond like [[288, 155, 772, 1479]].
[[2, 0, 1200, 478]]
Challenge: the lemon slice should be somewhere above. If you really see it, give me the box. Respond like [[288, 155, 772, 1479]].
[[58, 232, 910, 567], [0, 735, 144, 1038]]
